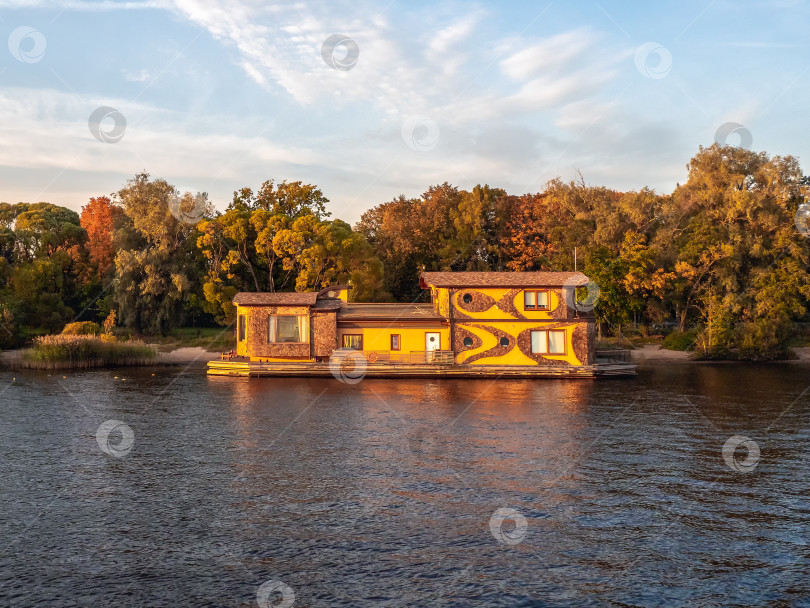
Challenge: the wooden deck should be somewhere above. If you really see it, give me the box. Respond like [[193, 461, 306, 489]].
[[207, 359, 636, 379]]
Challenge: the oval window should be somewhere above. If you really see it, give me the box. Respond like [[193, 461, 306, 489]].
[[462, 293, 473, 304], [463, 337, 473, 348], [500, 337, 510, 347]]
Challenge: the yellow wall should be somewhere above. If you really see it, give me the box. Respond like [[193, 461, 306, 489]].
[[339, 326, 450, 353], [456, 321, 582, 366], [434, 287, 561, 321], [236, 310, 247, 357], [433, 286, 451, 317]]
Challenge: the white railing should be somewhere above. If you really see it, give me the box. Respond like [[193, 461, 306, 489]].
[[361, 350, 454, 365]]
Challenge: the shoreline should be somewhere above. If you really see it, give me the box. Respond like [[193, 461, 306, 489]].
[[3, 344, 809, 370], [0, 346, 221, 369], [630, 344, 810, 364]]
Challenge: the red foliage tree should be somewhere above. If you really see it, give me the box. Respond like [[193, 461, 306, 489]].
[[80, 196, 123, 278]]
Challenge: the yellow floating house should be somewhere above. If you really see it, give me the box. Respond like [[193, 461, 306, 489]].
[[207, 271, 636, 378]]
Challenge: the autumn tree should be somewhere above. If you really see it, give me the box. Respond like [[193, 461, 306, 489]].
[[113, 173, 207, 334], [80, 196, 124, 279]]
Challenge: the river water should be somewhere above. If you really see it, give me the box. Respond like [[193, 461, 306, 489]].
[[0, 361, 808, 607]]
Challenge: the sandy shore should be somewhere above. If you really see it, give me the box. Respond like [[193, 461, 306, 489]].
[[630, 344, 691, 362], [157, 347, 221, 364], [630, 344, 810, 363], [789, 347, 810, 362]]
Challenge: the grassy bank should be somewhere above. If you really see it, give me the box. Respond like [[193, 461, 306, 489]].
[[144, 327, 235, 353], [20, 335, 157, 370]]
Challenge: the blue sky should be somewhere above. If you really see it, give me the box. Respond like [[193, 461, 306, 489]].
[[0, 0, 808, 222]]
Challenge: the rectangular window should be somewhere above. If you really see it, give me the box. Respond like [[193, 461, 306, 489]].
[[390, 334, 401, 351], [524, 290, 549, 310], [267, 314, 308, 343], [548, 330, 565, 354], [342, 334, 363, 349], [530, 330, 546, 354], [530, 330, 566, 355], [238, 315, 246, 342], [276, 315, 300, 342]]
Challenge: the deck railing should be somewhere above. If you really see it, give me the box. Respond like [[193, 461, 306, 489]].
[[362, 350, 455, 365], [594, 349, 633, 363]]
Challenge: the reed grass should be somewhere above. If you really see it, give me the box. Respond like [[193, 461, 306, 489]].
[[20, 334, 157, 369]]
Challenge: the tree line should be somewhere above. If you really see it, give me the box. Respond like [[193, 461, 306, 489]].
[[1, 144, 808, 360]]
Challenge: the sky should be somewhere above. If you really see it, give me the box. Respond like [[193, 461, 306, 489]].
[[0, 0, 808, 223]]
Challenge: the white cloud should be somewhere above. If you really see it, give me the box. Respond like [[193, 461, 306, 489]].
[[0, 0, 170, 9], [0, 0, 668, 221], [123, 68, 152, 82], [0, 87, 322, 179]]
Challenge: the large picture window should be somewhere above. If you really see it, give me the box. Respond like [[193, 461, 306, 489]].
[[524, 290, 549, 311], [530, 329, 566, 355], [267, 314, 308, 343]]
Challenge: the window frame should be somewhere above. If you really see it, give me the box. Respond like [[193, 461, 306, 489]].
[[342, 334, 363, 350], [390, 334, 401, 351], [267, 314, 309, 344], [530, 329, 567, 355], [523, 289, 550, 311], [238, 314, 246, 342]]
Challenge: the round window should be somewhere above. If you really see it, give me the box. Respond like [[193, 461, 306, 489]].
[[326, 290, 337, 298], [500, 337, 510, 347], [429, 336, 435, 342], [462, 293, 473, 304], [463, 337, 473, 348]]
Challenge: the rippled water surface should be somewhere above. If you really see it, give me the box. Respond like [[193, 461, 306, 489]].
[[1, 361, 809, 607]]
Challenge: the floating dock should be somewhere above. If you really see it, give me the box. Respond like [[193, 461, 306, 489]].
[[207, 359, 636, 379]]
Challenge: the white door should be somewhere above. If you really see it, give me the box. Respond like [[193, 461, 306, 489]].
[[425, 332, 440, 351]]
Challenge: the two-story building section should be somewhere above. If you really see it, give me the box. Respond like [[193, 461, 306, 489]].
[[419, 271, 595, 367]]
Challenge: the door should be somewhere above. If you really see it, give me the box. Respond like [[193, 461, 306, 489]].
[[425, 332, 440, 362]]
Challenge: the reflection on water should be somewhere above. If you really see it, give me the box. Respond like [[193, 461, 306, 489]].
[[1, 362, 809, 607]]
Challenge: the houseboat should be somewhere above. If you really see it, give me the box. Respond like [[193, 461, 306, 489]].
[[207, 271, 636, 378]]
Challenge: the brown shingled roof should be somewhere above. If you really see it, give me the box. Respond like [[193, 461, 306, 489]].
[[232, 292, 319, 306], [419, 271, 589, 288]]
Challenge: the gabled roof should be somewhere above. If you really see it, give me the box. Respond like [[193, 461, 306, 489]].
[[232, 292, 319, 306], [419, 271, 589, 288]]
